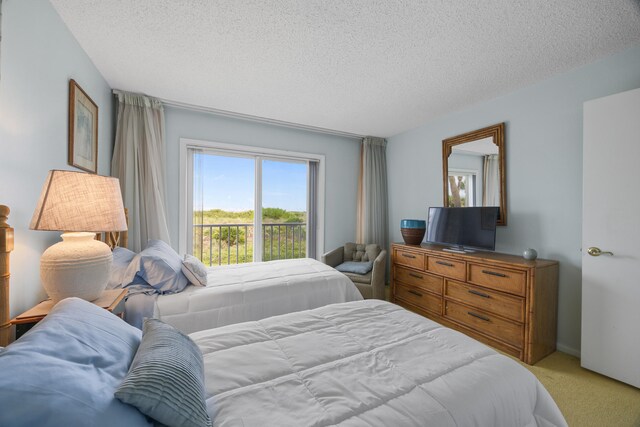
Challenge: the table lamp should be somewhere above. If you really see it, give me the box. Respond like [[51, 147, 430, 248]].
[[30, 170, 127, 303]]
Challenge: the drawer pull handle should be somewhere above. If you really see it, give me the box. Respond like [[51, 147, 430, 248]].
[[481, 269, 507, 278], [402, 254, 417, 259], [468, 289, 491, 298], [467, 311, 490, 322], [407, 289, 423, 297], [436, 261, 454, 267], [409, 273, 423, 279]]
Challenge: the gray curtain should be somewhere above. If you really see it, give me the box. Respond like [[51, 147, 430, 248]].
[[111, 92, 171, 251], [307, 160, 319, 259], [357, 137, 388, 252]]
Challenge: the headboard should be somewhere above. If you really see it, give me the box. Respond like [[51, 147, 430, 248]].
[[0, 205, 14, 347]]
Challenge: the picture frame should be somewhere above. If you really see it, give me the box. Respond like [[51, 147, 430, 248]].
[[68, 79, 98, 173]]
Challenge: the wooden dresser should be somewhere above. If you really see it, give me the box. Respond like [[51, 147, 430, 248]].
[[391, 243, 559, 364]]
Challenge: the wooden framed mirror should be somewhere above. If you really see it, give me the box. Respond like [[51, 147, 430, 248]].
[[442, 122, 506, 226]]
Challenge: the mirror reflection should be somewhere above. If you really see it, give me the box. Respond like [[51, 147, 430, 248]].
[[447, 137, 499, 208], [442, 123, 506, 225]]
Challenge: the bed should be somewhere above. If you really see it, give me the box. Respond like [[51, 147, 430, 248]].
[[104, 228, 362, 333], [0, 297, 567, 426], [135, 257, 363, 334]]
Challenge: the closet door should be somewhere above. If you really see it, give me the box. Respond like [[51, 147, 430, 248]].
[[582, 87, 640, 388]]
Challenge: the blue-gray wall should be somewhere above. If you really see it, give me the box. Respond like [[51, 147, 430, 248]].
[[387, 43, 640, 356], [2, 0, 639, 356], [163, 106, 360, 256], [0, 0, 113, 317]]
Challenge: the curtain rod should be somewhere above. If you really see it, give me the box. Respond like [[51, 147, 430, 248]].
[[112, 89, 364, 140]]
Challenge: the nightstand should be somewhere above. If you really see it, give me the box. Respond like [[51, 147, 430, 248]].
[[11, 289, 127, 340]]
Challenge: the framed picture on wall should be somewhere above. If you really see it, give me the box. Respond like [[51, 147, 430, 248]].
[[68, 79, 98, 173]]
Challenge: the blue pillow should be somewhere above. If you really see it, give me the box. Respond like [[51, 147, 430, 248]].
[[108, 247, 137, 289], [336, 261, 374, 275], [123, 240, 188, 294], [115, 319, 212, 427], [0, 298, 152, 427]]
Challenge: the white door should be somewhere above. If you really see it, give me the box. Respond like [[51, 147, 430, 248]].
[[582, 87, 640, 388]]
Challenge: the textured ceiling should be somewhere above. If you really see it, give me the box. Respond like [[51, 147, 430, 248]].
[[50, 0, 640, 137]]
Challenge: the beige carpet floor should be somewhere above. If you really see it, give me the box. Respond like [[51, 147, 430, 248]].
[[516, 352, 640, 426]]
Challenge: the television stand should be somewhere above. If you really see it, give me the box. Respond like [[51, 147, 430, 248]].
[[390, 243, 559, 365]]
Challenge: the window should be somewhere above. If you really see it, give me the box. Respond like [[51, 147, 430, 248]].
[[179, 139, 324, 265]]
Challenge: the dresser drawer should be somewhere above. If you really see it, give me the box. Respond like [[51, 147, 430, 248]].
[[395, 283, 442, 315], [467, 263, 526, 296], [445, 300, 523, 348], [426, 256, 466, 280], [395, 266, 443, 295], [445, 280, 525, 322], [394, 249, 424, 270]]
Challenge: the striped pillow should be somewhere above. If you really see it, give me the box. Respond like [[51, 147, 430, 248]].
[[115, 319, 212, 427]]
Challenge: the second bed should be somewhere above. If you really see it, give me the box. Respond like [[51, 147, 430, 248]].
[[125, 257, 363, 333]]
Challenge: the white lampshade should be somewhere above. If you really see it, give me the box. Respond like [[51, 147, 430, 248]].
[[30, 170, 127, 303], [30, 170, 127, 232]]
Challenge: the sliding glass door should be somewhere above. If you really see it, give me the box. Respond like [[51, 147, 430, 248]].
[[188, 147, 317, 266], [261, 159, 307, 261]]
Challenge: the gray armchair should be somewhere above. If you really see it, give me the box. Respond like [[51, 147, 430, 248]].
[[322, 243, 387, 300]]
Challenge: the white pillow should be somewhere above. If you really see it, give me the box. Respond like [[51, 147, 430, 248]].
[[181, 254, 208, 286]]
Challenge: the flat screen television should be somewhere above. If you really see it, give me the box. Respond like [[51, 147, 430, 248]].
[[426, 206, 499, 252]]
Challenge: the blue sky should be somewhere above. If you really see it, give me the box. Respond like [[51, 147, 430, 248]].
[[193, 153, 307, 211]]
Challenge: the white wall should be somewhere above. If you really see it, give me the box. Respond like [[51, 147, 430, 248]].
[[387, 44, 640, 356], [163, 106, 360, 256], [0, 0, 113, 317]]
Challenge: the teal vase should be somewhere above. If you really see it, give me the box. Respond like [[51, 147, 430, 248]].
[[400, 219, 426, 245]]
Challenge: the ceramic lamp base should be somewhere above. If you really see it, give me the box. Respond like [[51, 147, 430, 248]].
[[40, 232, 112, 303]]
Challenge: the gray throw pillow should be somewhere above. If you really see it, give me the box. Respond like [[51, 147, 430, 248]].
[[182, 254, 208, 286], [335, 261, 374, 275], [115, 319, 212, 427]]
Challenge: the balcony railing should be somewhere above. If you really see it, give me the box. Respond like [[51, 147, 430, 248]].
[[193, 223, 307, 266]]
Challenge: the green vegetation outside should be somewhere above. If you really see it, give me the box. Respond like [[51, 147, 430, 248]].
[[193, 208, 307, 265]]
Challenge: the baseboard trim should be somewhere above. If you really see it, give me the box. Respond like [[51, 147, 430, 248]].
[[556, 343, 581, 358]]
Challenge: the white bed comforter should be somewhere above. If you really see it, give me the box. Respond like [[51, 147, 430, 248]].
[[154, 258, 362, 334], [191, 300, 567, 427]]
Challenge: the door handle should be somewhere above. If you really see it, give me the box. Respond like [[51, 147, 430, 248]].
[[587, 247, 614, 257]]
